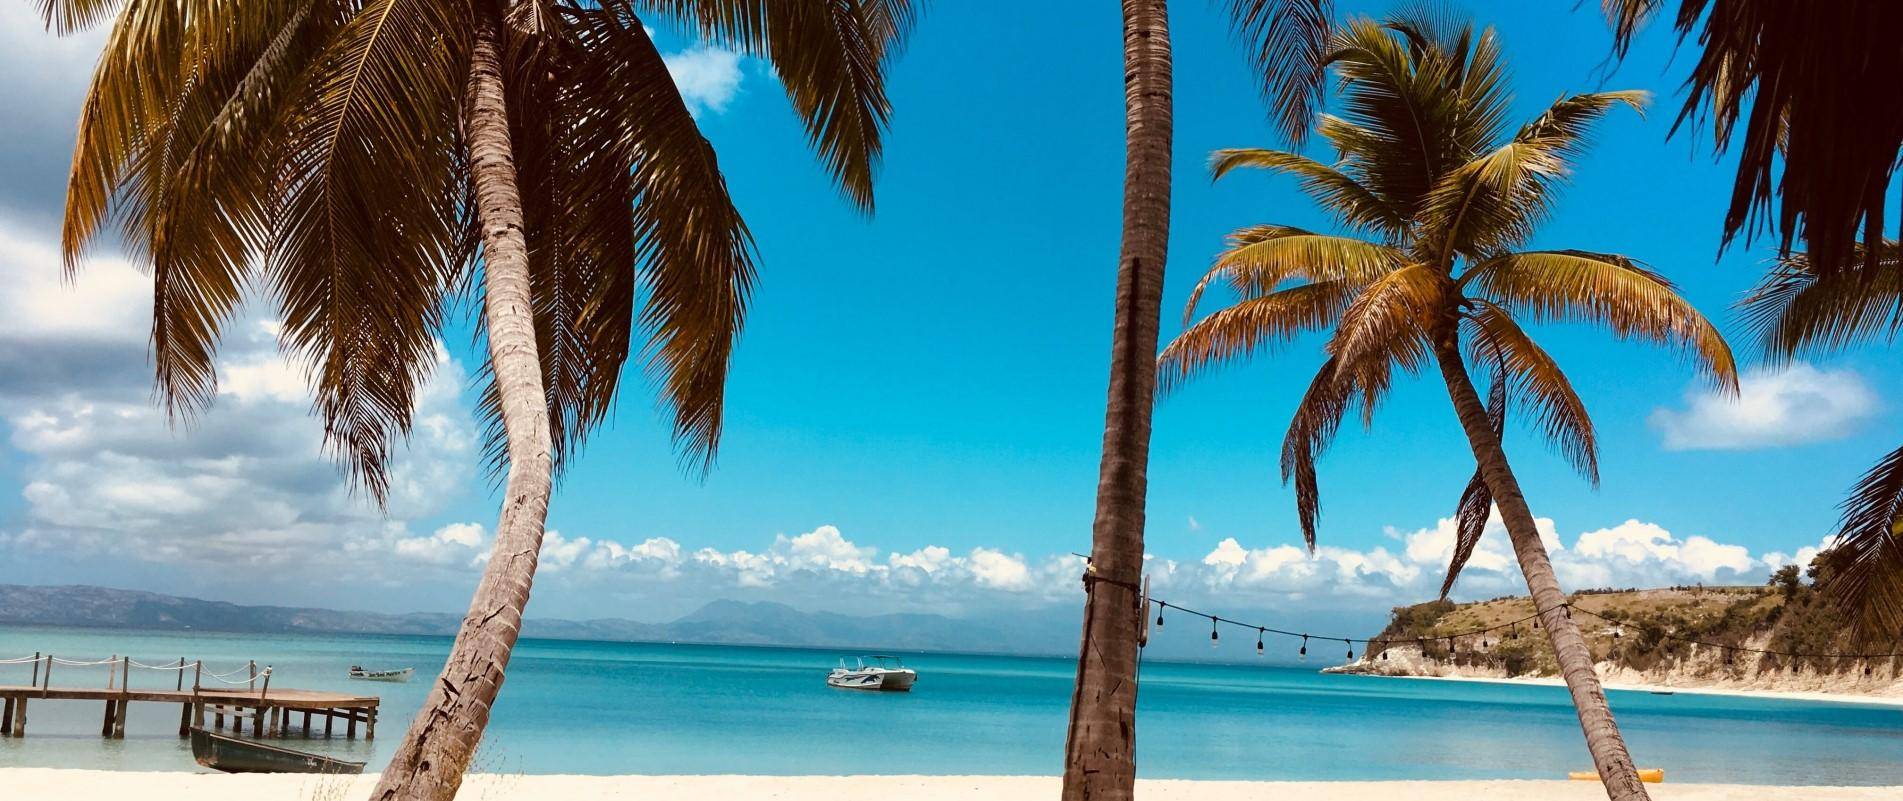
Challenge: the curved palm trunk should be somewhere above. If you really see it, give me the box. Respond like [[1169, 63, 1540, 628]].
[[1061, 1, 1171, 799], [370, 7, 553, 801], [1430, 332, 1650, 801]]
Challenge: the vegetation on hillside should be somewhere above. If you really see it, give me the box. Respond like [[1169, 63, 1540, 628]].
[[1370, 556, 1902, 680]]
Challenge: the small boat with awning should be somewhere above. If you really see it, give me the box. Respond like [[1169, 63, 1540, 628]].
[[190, 728, 365, 774], [348, 665, 414, 682], [826, 655, 917, 692]]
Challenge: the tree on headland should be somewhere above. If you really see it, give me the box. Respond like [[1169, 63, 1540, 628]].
[[1158, 11, 1736, 800], [46, 1, 914, 798], [1738, 239, 1903, 642]]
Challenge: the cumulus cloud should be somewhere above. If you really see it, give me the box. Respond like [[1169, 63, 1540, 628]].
[[0, 218, 479, 576], [1172, 509, 1812, 608], [662, 46, 745, 115], [1650, 363, 1879, 450], [348, 522, 1082, 614]]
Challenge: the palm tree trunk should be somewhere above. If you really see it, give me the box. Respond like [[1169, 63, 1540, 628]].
[[369, 7, 553, 801], [1060, 1, 1171, 799], [1429, 331, 1650, 801]]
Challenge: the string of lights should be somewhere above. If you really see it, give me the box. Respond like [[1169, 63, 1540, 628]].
[[1147, 597, 1903, 664], [1148, 597, 1554, 661]]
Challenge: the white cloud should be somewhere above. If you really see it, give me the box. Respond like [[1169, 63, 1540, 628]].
[[662, 46, 744, 116], [393, 523, 488, 567], [0, 217, 480, 575], [1650, 363, 1879, 450]]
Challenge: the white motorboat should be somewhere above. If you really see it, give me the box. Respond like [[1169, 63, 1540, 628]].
[[347, 665, 414, 682], [826, 655, 917, 692]]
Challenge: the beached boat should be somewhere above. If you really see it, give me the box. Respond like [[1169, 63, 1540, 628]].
[[190, 728, 365, 774], [347, 665, 414, 682], [826, 655, 917, 692]]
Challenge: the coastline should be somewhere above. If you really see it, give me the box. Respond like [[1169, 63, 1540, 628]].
[[6, 770, 1902, 801], [1363, 671, 1903, 708]]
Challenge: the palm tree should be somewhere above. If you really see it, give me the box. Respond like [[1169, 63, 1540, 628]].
[[47, 1, 913, 798], [1059, 3, 1171, 797], [1603, 1, 1903, 275], [1738, 240, 1903, 640], [1158, 13, 1736, 801], [1060, 4, 1334, 797]]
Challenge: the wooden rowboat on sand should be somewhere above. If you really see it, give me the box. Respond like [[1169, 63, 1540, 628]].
[[190, 727, 365, 774]]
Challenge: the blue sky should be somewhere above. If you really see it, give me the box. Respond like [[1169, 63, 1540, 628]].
[[0, 2, 1894, 629]]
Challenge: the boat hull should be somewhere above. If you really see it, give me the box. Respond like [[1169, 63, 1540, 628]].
[[348, 668, 413, 682], [826, 668, 916, 692], [191, 728, 366, 775]]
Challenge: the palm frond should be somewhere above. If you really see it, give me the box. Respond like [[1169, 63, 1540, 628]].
[[265, 0, 467, 501], [1224, 0, 1333, 145], [1183, 224, 1400, 323], [66, 0, 343, 419], [1465, 300, 1598, 483], [34, 0, 124, 34], [1737, 240, 1903, 360], [1415, 91, 1646, 261], [1817, 443, 1903, 642], [1443, 357, 1505, 599], [1209, 148, 1406, 237], [1280, 355, 1356, 549], [1464, 250, 1738, 391], [1160, 280, 1355, 393], [639, 0, 917, 210], [1325, 262, 1437, 383], [1606, 0, 1903, 275], [568, 5, 758, 471]]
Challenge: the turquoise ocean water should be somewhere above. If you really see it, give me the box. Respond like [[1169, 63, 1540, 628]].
[[2, 625, 1900, 783]]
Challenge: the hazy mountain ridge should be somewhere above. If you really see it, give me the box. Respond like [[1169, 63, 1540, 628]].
[[0, 584, 1062, 654]]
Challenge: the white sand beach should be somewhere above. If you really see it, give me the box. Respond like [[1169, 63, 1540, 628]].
[[6, 770, 1900, 801]]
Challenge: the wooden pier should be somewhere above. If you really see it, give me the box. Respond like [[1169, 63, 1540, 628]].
[[0, 653, 379, 741]]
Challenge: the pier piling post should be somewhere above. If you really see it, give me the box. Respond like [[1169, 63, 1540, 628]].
[[11, 696, 23, 735], [2, 697, 12, 735], [324, 710, 334, 738], [101, 700, 115, 736], [214, 710, 225, 730], [40, 655, 52, 696], [365, 707, 376, 740], [346, 712, 357, 739], [175, 658, 185, 692], [301, 710, 311, 737], [28, 652, 39, 688], [113, 658, 129, 737], [178, 702, 191, 736]]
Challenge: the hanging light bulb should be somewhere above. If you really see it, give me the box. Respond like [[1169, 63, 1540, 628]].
[[1298, 635, 1308, 661], [1210, 617, 1220, 648], [1255, 628, 1265, 655], [1345, 640, 1354, 660], [1155, 602, 1165, 629]]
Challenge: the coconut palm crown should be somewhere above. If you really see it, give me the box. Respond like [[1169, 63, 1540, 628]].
[[50, 0, 916, 499], [1739, 240, 1903, 639], [1159, 13, 1738, 592]]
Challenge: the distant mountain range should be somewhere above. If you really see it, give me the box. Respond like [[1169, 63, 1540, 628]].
[[0, 584, 1068, 655]]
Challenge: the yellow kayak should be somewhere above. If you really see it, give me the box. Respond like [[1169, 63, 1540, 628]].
[[1569, 769, 1664, 783]]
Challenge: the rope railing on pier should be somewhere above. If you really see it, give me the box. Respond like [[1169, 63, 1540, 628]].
[[0, 655, 42, 664], [48, 656, 122, 667], [202, 667, 272, 686], [125, 658, 194, 671]]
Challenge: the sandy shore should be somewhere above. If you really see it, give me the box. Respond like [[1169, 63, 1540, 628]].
[[5, 770, 1900, 801], [1375, 672, 1903, 708]]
